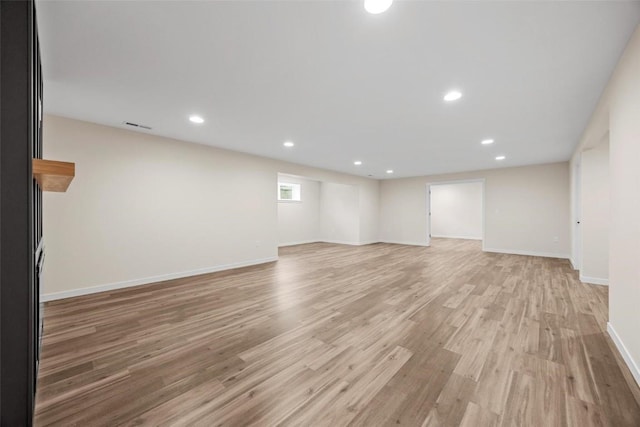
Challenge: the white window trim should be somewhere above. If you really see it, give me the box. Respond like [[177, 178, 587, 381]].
[[278, 182, 302, 202]]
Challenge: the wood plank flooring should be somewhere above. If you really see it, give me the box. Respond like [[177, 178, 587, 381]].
[[34, 239, 640, 426]]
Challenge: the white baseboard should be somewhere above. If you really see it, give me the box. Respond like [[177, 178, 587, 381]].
[[430, 235, 482, 241], [278, 240, 320, 247], [380, 240, 430, 247], [355, 240, 380, 246], [279, 240, 379, 247], [483, 247, 569, 259], [570, 258, 577, 270], [320, 240, 379, 246], [579, 275, 609, 286], [41, 256, 279, 302], [608, 322, 640, 388]]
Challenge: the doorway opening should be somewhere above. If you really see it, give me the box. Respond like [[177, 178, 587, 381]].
[[575, 135, 609, 285], [427, 179, 485, 248]]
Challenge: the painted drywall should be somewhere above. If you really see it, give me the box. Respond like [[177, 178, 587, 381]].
[[42, 115, 379, 299], [278, 173, 379, 249], [571, 24, 640, 386], [320, 182, 360, 245], [379, 162, 570, 257], [607, 26, 640, 385], [277, 174, 321, 246], [580, 143, 610, 284], [277, 173, 378, 247], [570, 157, 582, 270], [430, 182, 483, 240], [358, 181, 380, 244]]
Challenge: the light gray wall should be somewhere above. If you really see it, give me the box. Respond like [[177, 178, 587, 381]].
[[431, 182, 483, 240], [608, 25, 640, 386], [42, 115, 379, 299], [277, 174, 321, 246], [277, 174, 379, 247], [580, 143, 610, 283], [571, 24, 640, 387], [358, 180, 380, 244], [380, 162, 570, 257], [320, 182, 360, 245]]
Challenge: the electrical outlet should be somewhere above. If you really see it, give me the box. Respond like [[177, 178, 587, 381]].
[[553, 236, 559, 243]]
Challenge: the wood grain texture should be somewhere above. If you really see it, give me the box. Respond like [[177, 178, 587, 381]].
[[34, 239, 640, 426], [32, 158, 75, 192]]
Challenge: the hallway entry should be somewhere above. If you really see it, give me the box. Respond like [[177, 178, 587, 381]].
[[428, 180, 484, 244]]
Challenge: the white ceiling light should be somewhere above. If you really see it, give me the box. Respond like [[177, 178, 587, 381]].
[[283, 141, 295, 147], [188, 115, 204, 124], [39, 2, 639, 179], [364, 0, 393, 14], [495, 155, 506, 160], [386, 169, 394, 174], [354, 160, 362, 166], [481, 139, 494, 145], [443, 90, 463, 102]]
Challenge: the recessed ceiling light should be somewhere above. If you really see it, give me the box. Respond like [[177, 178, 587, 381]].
[[386, 169, 394, 174], [443, 90, 462, 102], [189, 115, 204, 124], [354, 161, 363, 166], [364, 0, 393, 14], [481, 139, 494, 145], [283, 141, 295, 148], [496, 155, 506, 160]]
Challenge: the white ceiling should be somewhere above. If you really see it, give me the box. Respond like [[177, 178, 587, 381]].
[[37, 0, 640, 179]]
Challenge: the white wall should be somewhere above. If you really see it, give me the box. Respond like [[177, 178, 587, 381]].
[[320, 182, 360, 245], [579, 143, 610, 284], [358, 181, 380, 244], [380, 162, 570, 257], [609, 37, 640, 385], [277, 174, 321, 246], [570, 157, 582, 270], [276, 174, 377, 247], [571, 24, 640, 387], [430, 182, 483, 240], [42, 115, 379, 299]]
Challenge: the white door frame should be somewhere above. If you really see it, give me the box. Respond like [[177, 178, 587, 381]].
[[572, 159, 582, 270], [426, 178, 486, 250]]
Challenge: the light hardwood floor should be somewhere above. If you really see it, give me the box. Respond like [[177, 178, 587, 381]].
[[35, 239, 640, 426]]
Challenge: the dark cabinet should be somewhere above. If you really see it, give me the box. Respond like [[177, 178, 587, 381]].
[[1, 0, 43, 425]]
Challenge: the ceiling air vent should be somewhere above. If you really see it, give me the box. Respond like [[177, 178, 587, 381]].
[[122, 121, 152, 130]]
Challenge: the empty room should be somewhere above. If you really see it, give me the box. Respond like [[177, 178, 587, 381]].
[[1, 0, 640, 425]]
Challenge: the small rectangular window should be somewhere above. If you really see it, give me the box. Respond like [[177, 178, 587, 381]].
[[278, 182, 301, 201]]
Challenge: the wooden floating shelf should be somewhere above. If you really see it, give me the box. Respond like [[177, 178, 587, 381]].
[[33, 159, 75, 192]]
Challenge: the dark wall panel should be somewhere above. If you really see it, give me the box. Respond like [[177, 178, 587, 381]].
[[0, 0, 41, 425]]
